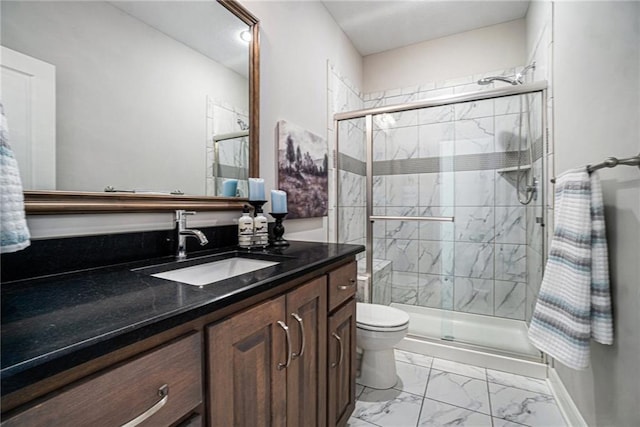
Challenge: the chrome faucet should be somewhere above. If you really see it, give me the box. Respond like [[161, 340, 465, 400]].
[[175, 210, 208, 260]]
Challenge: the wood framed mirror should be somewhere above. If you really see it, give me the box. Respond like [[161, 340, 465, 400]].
[[1, 0, 259, 213]]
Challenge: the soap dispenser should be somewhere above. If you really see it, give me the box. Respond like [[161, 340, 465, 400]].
[[254, 206, 269, 247], [238, 205, 253, 248]]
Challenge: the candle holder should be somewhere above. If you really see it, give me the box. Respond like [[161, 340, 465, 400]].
[[269, 212, 289, 247], [247, 200, 267, 213]]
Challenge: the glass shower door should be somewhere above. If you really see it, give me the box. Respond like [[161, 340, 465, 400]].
[[369, 107, 456, 341], [335, 88, 546, 360]]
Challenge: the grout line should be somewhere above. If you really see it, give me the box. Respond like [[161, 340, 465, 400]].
[[423, 395, 492, 418], [486, 373, 495, 426]]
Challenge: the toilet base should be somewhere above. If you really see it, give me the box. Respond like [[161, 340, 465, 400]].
[[358, 348, 398, 389]]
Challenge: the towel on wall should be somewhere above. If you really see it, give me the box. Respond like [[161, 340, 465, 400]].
[[0, 102, 31, 253], [528, 168, 613, 370]]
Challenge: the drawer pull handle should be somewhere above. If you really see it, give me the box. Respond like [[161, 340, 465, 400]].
[[291, 313, 305, 359], [121, 384, 169, 427], [277, 320, 292, 370], [331, 332, 343, 368], [338, 278, 356, 291]]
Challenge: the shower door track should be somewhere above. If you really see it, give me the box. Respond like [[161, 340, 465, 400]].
[[335, 81, 548, 121]]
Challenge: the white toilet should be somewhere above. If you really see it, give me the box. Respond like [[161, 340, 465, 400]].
[[356, 303, 410, 389]]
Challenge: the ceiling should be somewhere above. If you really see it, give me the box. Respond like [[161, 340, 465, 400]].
[[322, 0, 530, 56]]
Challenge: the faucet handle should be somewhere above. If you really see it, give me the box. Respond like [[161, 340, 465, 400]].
[[175, 210, 196, 223], [176, 210, 196, 217]]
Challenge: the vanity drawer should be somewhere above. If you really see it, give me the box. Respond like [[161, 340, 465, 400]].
[[328, 261, 357, 311], [3, 332, 202, 427]]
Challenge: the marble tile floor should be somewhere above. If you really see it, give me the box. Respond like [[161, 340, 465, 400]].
[[349, 350, 566, 427]]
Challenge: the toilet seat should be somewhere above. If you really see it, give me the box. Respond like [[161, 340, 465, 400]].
[[356, 303, 409, 332]]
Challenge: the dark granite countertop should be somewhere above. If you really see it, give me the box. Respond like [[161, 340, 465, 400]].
[[1, 241, 364, 395]]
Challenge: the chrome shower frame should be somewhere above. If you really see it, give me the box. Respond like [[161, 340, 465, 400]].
[[334, 82, 549, 358]]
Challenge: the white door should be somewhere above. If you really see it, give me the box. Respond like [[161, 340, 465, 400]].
[[1, 46, 56, 190]]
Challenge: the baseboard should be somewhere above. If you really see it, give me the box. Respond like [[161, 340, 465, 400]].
[[547, 367, 588, 427]]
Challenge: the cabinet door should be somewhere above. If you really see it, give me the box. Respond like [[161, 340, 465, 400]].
[[285, 276, 327, 427], [327, 298, 357, 427], [207, 296, 287, 427]]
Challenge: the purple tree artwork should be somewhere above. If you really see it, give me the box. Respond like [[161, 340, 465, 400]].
[[277, 120, 328, 219]]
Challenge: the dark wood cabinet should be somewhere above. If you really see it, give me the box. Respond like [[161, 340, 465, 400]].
[[285, 277, 328, 427], [327, 298, 357, 427], [2, 259, 358, 427], [207, 276, 328, 427], [207, 296, 288, 427]]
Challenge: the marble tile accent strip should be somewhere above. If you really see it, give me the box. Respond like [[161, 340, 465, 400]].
[[372, 150, 530, 176], [374, 156, 454, 175], [213, 164, 249, 180], [339, 152, 367, 176]]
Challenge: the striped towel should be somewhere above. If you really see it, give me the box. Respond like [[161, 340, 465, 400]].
[[528, 168, 613, 369], [0, 102, 31, 253]]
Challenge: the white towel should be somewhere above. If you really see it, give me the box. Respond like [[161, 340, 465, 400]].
[[528, 168, 613, 369], [0, 102, 31, 253]]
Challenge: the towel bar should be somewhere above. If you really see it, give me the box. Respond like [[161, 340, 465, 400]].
[[550, 153, 640, 183]]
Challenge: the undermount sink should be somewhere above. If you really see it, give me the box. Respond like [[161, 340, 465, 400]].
[[150, 257, 280, 286]]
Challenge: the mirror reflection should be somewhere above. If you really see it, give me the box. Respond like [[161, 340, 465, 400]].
[[1, 1, 251, 197]]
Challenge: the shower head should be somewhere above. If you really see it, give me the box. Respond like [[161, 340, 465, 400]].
[[477, 76, 519, 86], [477, 62, 536, 87], [237, 118, 249, 131], [515, 62, 536, 84]]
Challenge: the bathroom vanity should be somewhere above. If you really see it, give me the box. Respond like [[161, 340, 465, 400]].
[[0, 241, 363, 427]]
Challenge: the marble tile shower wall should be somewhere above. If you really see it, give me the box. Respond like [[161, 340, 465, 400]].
[[205, 97, 249, 197], [328, 63, 366, 258], [363, 68, 534, 321], [329, 64, 548, 322]]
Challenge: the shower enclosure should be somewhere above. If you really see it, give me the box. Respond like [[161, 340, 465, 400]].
[[335, 82, 547, 361]]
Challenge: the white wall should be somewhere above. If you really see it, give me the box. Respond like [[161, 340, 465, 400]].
[[552, 2, 640, 426], [363, 19, 526, 93], [240, 0, 363, 242], [22, 0, 362, 240]]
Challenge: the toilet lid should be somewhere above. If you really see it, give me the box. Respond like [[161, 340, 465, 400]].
[[356, 303, 410, 331]]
